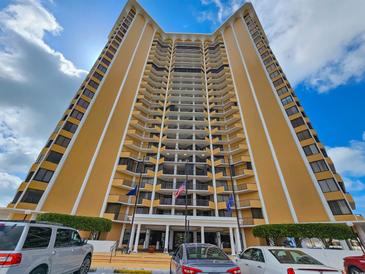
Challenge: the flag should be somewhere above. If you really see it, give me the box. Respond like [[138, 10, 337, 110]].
[[226, 194, 234, 212], [127, 186, 137, 196], [174, 182, 186, 198]]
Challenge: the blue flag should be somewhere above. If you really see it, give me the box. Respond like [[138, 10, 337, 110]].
[[127, 186, 137, 196], [226, 194, 234, 212]]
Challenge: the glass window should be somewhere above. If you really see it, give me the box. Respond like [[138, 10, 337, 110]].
[[55, 135, 71, 148], [63, 121, 77, 133], [186, 246, 228, 260], [328, 199, 351, 215], [55, 229, 81, 248], [303, 144, 319, 156], [11, 191, 23, 203], [286, 106, 299, 116], [93, 71, 103, 81], [240, 248, 253, 259], [273, 78, 284, 87], [269, 249, 322, 265], [281, 95, 293, 106], [277, 86, 288, 96], [83, 88, 94, 99], [251, 248, 265, 262], [21, 189, 44, 203], [23, 227, 52, 249], [0, 223, 25, 251], [97, 64, 107, 73], [45, 151, 63, 164], [291, 117, 305, 128], [70, 109, 84, 120], [310, 160, 329, 173], [297, 130, 312, 141], [34, 168, 54, 183], [270, 71, 280, 79], [319, 178, 339, 193], [77, 98, 89, 109], [88, 80, 99, 89], [251, 208, 264, 219]]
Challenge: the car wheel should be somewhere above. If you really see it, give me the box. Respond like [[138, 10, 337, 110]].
[[349, 266, 364, 274], [75, 255, 91, 274], [29, 266, 47, 274]]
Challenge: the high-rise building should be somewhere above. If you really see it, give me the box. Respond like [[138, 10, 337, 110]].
[[8, 0, 360, 253]]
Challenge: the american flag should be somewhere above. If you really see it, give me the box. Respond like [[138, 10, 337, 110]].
[[174, 182, 186, 198]]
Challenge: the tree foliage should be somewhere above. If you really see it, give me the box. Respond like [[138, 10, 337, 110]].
[[36, 213, 112, 233], [252, 223, 356, 240]]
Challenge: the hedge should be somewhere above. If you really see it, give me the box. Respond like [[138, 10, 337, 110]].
[[252, 223, 356, 240], [36, 213, 112, 233]]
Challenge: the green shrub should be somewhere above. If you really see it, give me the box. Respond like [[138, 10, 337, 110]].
[[252, 223, 356, 240], [36, 213, 112, 232]]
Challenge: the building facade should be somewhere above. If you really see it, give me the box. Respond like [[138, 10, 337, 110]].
[[8, 0, 360, 253]]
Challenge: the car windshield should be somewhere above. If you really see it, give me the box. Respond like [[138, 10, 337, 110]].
[[269, 249, 323, 265], [0, 223, 25, 251], [186, 246, 228, 260]]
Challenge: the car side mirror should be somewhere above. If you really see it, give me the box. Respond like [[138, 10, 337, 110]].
[[81, 238, 88, 245]]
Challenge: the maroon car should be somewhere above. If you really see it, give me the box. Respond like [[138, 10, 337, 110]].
[[344, 254, 365, 273]]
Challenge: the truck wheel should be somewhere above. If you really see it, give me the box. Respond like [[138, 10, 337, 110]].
[[30, 266, 47, 274], [75, 255, 91, 274], [349, 266, 363, 274]]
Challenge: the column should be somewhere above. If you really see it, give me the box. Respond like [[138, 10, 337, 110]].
[[144, 228, 151, 249], [169, 230, 174, 250], [193, 231, 198, 243], [234, 228, 242, 254], [133, 224, 141, 253], [201, 226, 205, 243], [217, 232, 222, 249], [164, 225, 170, 253], [229, 227, 236, 255], [118, 224, 126, 248], [355, 224, 365, 248], [128, 224, 136, 252]]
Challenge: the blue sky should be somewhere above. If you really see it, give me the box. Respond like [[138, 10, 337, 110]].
[[0, 0, 365, 215]]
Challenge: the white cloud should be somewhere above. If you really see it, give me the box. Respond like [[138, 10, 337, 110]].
[[197, 0, 365, 92], [198, 0, 244, 24], [327, 136, 365, 177], [0, 172, 22, 207], [0, 0, 87, 204], [250, 0, 365, 92], [343, 177, 365, 192]]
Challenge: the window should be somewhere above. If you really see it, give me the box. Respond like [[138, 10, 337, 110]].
[[263, 56, 272, 65], [319, 178, 339, 193], [310, 160, 329, 173], [251, 208, 264, 219], [25, 171, 34, 182], [55, 229, 82, 248], [291, 117, 305, 128], [286, 106, 299, 116], [77, 98, 89, 109], [34, 168, 54, 183], [281, 95, 293, 106], [328, 199, 351, 215], [269, 249, 321, 265], [93, 71, 103, 81], [11, 191, 23, 203], [0, 224, 25, 251], [101, 57, 110, 66], [261, 51, 269, 59], [266, 63, 276, 73], [70, 109, 83, 120], [240, 248, 264, 262], [45, 140, 52, 148], [97, 64, 107, 73], [63, 121, 77, 133], [297, 130, 312, 141], [105, 51, 114, 59], [23, 227, 52, 249], [186, 246, 228, 260], [55, 135, 71, 148], [45, 151, 63, 164], [273, 78, 284, 87], [83, 88, 94, 99], [303, 144, 319, 156], [270, 71, 280, 79], [277, 86, 288, 96], [21, 189, 44, 203], [88, 80, 99, 89]]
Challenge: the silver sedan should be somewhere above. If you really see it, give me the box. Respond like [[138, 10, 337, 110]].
[[170, 243, 241, 274]]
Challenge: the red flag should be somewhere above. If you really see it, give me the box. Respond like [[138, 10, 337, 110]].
[[174, 183, 186, 198]]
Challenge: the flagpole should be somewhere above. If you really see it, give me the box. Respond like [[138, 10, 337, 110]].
[[128, 156, 145, 253], [229, 161, 244, 252], [184, 161, 189, 243]]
